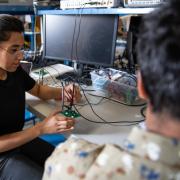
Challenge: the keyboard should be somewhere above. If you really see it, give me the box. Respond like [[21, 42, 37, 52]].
[[30, 64, 74, 85], [56, 71, 79, 80]]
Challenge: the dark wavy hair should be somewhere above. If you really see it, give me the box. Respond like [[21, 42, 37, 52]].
[[0, 14, 24, 42], [137, 0, 180, 120]]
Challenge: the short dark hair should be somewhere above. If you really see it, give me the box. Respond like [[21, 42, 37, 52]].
[[0, 14, 24, 42], [137, 0, 180, 120]]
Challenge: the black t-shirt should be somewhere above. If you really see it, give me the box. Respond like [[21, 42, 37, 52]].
[[0, 66, 35, 135]]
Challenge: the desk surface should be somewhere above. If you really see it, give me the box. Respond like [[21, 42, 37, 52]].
[[26, 91, 145, 146]]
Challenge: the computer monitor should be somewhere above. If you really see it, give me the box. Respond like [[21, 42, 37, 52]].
[[43, 14, 118, 66]]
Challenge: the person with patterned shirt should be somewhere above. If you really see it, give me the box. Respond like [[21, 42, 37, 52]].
[[43, 0, 180, 179]]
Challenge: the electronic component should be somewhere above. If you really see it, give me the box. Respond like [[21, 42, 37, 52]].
[[61, 109, 80, 118], [61, 83, 80, 118], [123, 0, 166, 7], [60, 0, 121, 9], [33, 0, 59, 6]]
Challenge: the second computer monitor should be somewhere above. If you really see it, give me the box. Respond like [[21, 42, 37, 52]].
[[44, 14, 118, 66]]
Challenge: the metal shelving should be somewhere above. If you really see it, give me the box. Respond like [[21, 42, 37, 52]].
[[0, 5, 55, 15], [0, 5, 154, 16], [0, 5, 34, 15], [38, 7, 155, 15]]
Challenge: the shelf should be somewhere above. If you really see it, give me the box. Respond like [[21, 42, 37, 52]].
[[0, 5, 154, 16], [0, 5, 56, 15], [38, 7, 155, 15], [0, 5, 34, 15]]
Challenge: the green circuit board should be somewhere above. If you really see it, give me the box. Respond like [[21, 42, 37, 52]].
[[61, 109, 80, 118]]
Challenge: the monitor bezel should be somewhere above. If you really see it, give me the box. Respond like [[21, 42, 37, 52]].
[[43, 14, 118, 67]]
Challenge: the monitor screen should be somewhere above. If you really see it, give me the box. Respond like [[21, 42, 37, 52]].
[[44, 14, 118, 66]]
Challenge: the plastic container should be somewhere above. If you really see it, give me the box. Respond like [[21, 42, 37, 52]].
[[90, 71, 109, 91], [90, 69, 139, 104], [106, 80, 138, 104]]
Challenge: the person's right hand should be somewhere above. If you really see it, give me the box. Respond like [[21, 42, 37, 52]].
[[36, 111, 75, 135], [62, 84, 81, 103]]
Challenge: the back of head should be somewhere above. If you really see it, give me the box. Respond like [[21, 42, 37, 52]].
[[137, 0, 180, 120], [0, 14, 24, 42]]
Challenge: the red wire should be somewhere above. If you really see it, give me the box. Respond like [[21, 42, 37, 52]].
[[69, 83, 75, 108]]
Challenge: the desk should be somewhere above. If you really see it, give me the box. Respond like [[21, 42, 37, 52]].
[[26, 90, 144, 146]]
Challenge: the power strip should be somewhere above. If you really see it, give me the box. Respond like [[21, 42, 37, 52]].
[[60, 0, 121, 9], [123, 0, 165, 8]]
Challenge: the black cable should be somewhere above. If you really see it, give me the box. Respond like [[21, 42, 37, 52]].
[[47, 69, 145, 109], [60, 81, 65, 111], [74, 5, 85, 62], [74, 97, 105, 106], [61, 78, 145, 126], [73, 105, 144, 126], [80, 85, 112, 124], [87, 93, 147, 107], [70, 12, 78, 61], [59, 74, 133, 125], [140, 106, 146, 118], [46, 70, 145, 126], [63, 81, 145, 126], [57, 73, 146, 107], [79, 83, 144, 125]]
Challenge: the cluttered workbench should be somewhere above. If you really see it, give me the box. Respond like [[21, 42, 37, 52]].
[[26, 84, 145, 146]]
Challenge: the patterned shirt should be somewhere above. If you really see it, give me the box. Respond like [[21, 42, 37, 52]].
[[43, 127, 180, 180]]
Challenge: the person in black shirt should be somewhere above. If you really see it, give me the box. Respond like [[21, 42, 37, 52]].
[[0, 14, 81, 179]]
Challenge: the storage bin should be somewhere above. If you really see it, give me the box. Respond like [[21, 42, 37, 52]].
[[90, 71, 109, 91], [90, 69, 139, 104]]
